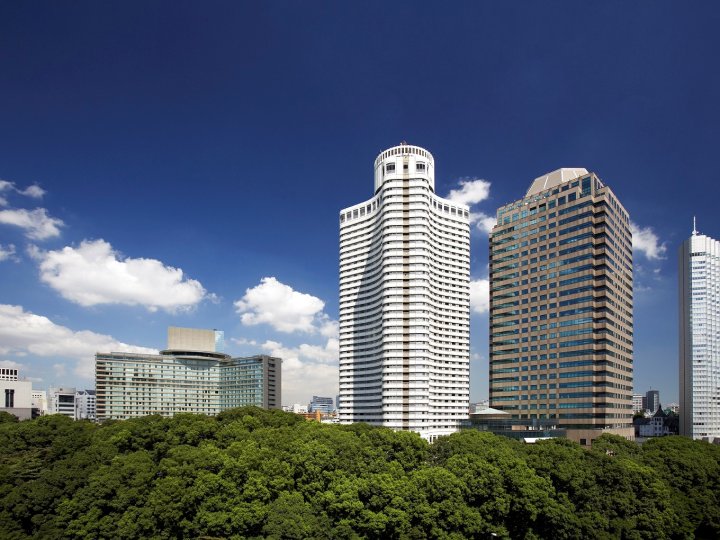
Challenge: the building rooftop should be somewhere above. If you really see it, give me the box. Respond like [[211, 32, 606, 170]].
[[526, 167, 588, 196]]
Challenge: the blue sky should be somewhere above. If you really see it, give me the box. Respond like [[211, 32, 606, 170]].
[[1, 2, 718, 405]]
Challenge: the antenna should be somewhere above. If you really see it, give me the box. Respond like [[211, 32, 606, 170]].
[[693, 216, 697, 236]]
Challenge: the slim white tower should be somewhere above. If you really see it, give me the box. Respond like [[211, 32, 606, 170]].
[[338, 144, 470, 440], [679, 222, 720, 442]]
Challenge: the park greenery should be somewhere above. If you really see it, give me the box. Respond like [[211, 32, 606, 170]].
[[0, 408, 718, 539]]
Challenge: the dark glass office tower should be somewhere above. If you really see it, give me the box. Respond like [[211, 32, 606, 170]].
[[489, 168, 634, 446]]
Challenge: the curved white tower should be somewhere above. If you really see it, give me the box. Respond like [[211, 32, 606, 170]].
[[338, 144, 470, 440]]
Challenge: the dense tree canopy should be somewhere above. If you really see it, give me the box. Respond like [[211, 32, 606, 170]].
[[0, 409, 718, 539]]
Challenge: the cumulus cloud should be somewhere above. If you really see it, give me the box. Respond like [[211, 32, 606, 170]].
[[260, 338, 339, 404], [446, 178, 491, 206], [235, 277, 337, 334], [0, 208, 63, 240], [0, 304, 156, 379], [32, 239, 208, 312], [470, 211, 497, 234], [231, 337, 259, 347], [446, 178, 496, 235], [0, 179, 46, 199], [470, 278, 490, 314], [18, 184, 46, 198], [0, 243, 17, 262], [631, 222, 667, 260]]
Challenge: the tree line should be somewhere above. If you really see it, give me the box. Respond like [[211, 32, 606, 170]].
[[0, 408, 718, 539]]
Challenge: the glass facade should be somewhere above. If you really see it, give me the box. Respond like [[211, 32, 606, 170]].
[[95, 352, 281, 420], [489, 169, 634, 443]]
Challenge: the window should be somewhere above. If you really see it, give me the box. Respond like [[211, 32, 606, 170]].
[[417, 162, 426, 171], [386, 163, 395, 173]]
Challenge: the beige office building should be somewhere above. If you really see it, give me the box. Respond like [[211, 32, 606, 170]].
[[489, 168, 634, 446]]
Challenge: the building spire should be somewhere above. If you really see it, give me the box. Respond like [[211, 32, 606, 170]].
[[693, 216, 698, 236]]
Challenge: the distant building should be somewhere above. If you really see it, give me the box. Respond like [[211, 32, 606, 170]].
[[0, 367, 19, 381], [31, 390, 48, 417], [75, 389, 97, 420], [309, 396, 334, 414], [634, 406, 678, 438], [645, 390, 660, 413], [666, 402, 679, 414], [470, 400, 490, 413], [679, 225, 720, 442], [95, 327, 281, 420], [632, 394, 645, 414], [283, 404, 308, 414], [1, 376, 32, 420], [48, 387, 76, 418]]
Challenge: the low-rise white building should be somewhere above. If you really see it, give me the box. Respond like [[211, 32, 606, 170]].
[[282, 404, 308, 414], [1, 379, 33, 420], [31, 390, 48, 416], [48, 387, 76, 418], [75, 389, 97, 420]]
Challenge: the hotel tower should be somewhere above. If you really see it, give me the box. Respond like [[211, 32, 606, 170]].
[[338, 144, 470, 440], [679, 223, 720, 442], [489, 168, 634, 445]]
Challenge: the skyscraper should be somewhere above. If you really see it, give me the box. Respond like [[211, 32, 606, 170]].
[[489, 168, 634, 446], [644, 389, 660, 414], [679, 224, 720, 442], [339, 143, 470, 441]]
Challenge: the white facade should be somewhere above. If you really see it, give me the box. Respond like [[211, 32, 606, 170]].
[[632, 394, 644, 414], [339, 144, 470, 440], [1, 379, 33, 420], [0, 368, 19, 381], [32, 390, 48, 415], [679, 228, 720, 441], [48, 387, 77, 418], [75, 389, 97, 420], [282, 404, 309, 414]]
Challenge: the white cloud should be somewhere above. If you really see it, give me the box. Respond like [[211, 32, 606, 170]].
[[318, 315, 339, 338], [18, 184, 46, 198], [0, 179, 45, 198], [0, 208, 63, 240], [235, 277, 336, 334], [446, 178, 491, 206], [0, 196, 7, 207], [470, 278, 490, 314], [446, 178, 496, 235], [231, 337, 259, 347], [631, 222, 667, 260], [53, 363, 67, 378], [0, 304, 156, 379], [0, 243, 17, 262], [33, 239, 208, 312], [470, 211, 497, 234], [260, 338, 339, 404], [0, 359, 24, 370]]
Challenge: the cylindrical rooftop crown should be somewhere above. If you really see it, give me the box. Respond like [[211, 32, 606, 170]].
[[373, 143, 435, 193]]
